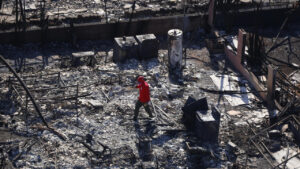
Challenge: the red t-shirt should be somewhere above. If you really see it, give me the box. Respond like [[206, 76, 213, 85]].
[[137, 81, 150, 103]]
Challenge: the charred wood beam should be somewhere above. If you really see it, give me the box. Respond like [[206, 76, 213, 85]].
[[104, 0, 108, 23], [250, 139, 275, 168], [266, 8, 296, 54], [150, 100, 157, 120], [101, 89, 110, 102], [266, 56, 300, 70], [11, 84, 25, 104], [79, 140, 111, 158], [80, 141, 103, 157], [15, 0, 19, 31], [30, 125, 66, 141], [12, 139, 37, 163], [276, 98, 296, 117], [249, 115, 296, 140], [247, 121, 276, 161], [125, 0, 136, 35], [18, 0, 26, 29], [152, 102, 176, 126], [59, 92, 92, 101]]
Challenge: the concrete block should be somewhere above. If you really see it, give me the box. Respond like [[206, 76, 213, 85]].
[[182, 97, 208, 130], [113, 36, 138, 62], [135, 34, 159, 59], [182, 97, 208, 113], [71, 51, 95, 67], [195, 110, 220, 143]]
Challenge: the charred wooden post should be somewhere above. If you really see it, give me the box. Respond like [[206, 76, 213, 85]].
[[18, 0, 26, 32], [208, 0, 216, 29], [14, 0, 19, 44], [57, 72, 61, 87], [237, 29, 246, 65], [104, 0, 108, 23], [267, 65, 278, 114], [76, 83, 79, 125]]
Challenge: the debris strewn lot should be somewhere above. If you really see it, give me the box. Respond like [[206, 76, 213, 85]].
[[0, 26, 300, 168]]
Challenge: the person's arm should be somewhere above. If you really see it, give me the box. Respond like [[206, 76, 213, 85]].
[[136, 83, 141, 88]]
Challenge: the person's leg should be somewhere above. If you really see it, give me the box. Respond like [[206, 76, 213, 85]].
[[134, 100, 143, 120], [143, 103, 153, 118]]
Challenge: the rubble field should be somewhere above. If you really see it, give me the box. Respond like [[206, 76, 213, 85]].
[[0, 0, 208, 29], [0, 27, 300, 169]]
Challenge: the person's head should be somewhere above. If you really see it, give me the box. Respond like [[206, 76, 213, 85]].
[[137, 76, 144, 83]]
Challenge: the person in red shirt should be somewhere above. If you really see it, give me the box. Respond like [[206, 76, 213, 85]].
[[134, 76, 153, 120]]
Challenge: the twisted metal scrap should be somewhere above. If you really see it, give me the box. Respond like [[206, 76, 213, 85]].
[[0, 55, 48, 127], [0, 55, 67, 141]]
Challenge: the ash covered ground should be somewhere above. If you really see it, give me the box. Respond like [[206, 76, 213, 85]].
[[0, 29, 299, 168], [0, 0, 207, 29]]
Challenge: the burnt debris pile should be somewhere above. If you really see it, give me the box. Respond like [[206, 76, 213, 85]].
[[0, 0, 300, 168]]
